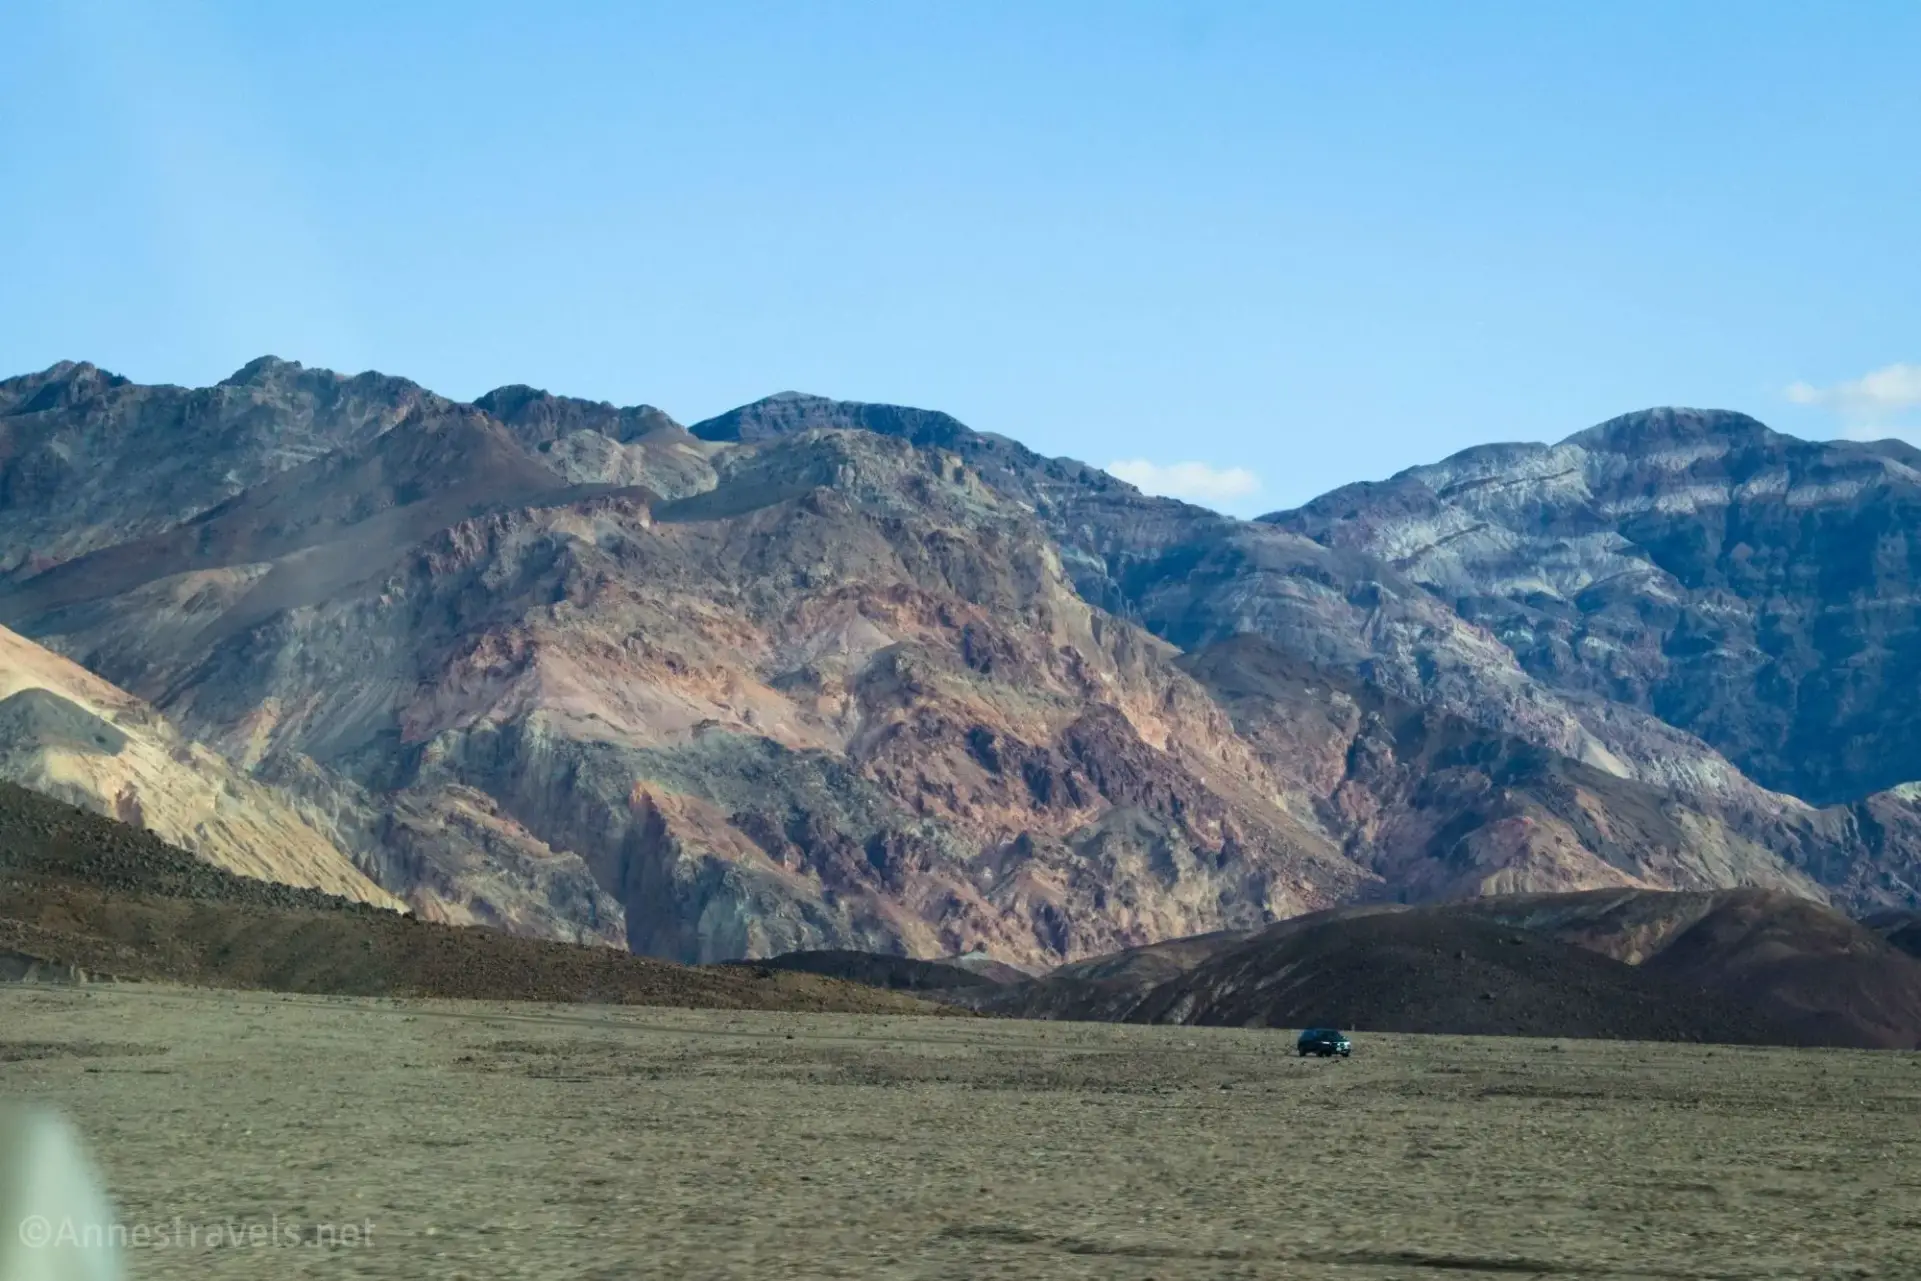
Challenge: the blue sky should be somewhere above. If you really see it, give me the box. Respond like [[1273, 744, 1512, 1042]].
[[3, 1, 1916, 513]]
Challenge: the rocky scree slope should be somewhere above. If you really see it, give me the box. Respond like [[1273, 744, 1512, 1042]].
[[1, 361, 1916, 968]]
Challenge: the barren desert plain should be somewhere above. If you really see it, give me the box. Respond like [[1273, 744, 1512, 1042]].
[[4, 984, 1919, 1280]]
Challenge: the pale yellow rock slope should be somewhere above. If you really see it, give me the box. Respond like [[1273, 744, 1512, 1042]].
[[0, 624, 402, 910]]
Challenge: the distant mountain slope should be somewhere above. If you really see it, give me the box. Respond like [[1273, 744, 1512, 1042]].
[[1266, 407, 1921, 807], [0, 357, 446, 580], [4, 359, 1919, 971], [691, 395, 1921, 917], [0, 623, 622, 947], [0, 402, 576, 630], [0, 624, 400, 909], [1177, 635, 1824, 902], [691, 395, 1787, 813], [687, 392, 1921, 922]]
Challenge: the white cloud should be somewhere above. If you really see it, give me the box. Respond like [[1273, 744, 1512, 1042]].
[[1106, 458, 1262, 506], [1786, 363, 1921, 415]]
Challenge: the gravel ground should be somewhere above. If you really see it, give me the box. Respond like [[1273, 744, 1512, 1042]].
[[4, 984, 1919, 1280]]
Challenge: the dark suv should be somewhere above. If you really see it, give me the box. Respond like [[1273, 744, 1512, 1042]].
[[1297, 1027, 1351, 1058]]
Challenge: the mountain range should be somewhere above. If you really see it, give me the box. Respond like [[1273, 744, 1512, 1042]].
[[3, 357, 1917, 968]]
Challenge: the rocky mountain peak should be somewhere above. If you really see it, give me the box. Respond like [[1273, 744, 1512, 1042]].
[[1561, 406, 1781, 456], [219, 354, 306, 387], [689, 392, 975, 450], [474, 384, 682, 449], [0, 360, 129, 416], [1257, 476, 1448, 545]]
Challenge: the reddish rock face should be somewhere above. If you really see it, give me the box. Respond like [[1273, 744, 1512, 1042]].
[[1, 363, 1916, 967]]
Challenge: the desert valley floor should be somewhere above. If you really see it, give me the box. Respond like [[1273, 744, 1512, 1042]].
[[4, 985, 1918, 1280]]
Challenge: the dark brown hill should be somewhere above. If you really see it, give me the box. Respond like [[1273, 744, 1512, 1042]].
[[1125, 910, 1813, 1046], [1419, 890, 1921, 1048], [0, 781, 941, 1014], [983, 889, 1921, 1048], [1633, 893, 1921, 1047], [1865, 909, 1921, 958], [722, 948, 999, 992], [950, 929, 1256, 1019], [0, 778, 384, 911]]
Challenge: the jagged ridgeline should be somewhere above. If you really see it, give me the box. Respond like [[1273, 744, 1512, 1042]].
[[2, 361, 1919, 966]]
